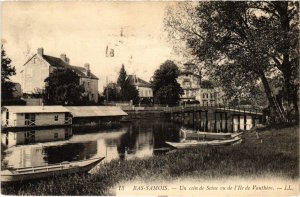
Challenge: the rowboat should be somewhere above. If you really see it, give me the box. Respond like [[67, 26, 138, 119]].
[[165, 137, 242, 149], [182, 128, 243, 140], [1, 157, 105, 183]]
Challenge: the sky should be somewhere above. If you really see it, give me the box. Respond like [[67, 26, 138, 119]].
[[2, 1, 183, 91]]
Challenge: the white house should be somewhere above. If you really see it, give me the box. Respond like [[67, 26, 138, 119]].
[[127, 75, 153, 99], [1, 106, 72, 128], [21, 48, 99, 103]]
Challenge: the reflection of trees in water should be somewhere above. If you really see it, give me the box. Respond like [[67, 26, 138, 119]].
[[43, 141, 97, 164], [117, 119, 182, 159], [152, 121, 181, 155], [117, 124, 139, 160]]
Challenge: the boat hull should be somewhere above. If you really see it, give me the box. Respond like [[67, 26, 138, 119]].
[[183, 129, 242, 140], [166, 137, 242, 149], [1, 157, 104, 183]]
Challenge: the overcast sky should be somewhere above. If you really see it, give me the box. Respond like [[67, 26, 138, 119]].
[[2, 1, 184, 91]]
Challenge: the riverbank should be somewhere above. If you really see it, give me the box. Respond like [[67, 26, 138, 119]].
[[2, 125, 298, 195]]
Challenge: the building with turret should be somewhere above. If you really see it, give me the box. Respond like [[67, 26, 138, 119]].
[[177, 62, 225, 106]]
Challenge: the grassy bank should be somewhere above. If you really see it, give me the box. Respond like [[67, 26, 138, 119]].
[[2, 126, 298, 195]]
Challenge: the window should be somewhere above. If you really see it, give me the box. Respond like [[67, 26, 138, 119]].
[[25, 113, 36, 126], [33, 58, 37, 64], [54, 133, 58, 139], [54, 115, 58, 121], [210, 93, 214, 98]]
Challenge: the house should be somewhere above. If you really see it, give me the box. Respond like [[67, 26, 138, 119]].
[[20, 48, 99, 103], [177, 63, 225, 106], [127, 75, 153, 100], [1, 105, 72, 128], [177, 63, 201, 103], [199, 80, 226, 106]]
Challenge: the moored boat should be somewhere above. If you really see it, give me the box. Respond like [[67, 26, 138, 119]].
[[165, 136, 242, 149], [182, 128, 243, 140], [1, 157, 105, 183]]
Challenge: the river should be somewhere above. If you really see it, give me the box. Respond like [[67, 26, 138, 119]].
[[1, 119, 182, 169]]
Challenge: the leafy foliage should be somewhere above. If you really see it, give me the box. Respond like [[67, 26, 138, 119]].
[[103, 82, 121, 102], [151, 60, 183, 106], [114, 65, 139, 104], [44, 69, 85, 105], [1, 45, 16, 100], [165, 2, 299, 122], [121, 78, 139, 104]]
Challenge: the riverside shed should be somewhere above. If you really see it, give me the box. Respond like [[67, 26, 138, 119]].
[[2, 106, 72, 128], [65, 106, 127, 125]]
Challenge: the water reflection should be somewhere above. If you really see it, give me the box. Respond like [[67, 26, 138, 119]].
[[1, 119, 181, 169]]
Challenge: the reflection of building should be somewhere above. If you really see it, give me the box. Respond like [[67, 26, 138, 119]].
[[20, 48, 99, 102], [3, 140, 97, 168], [2, 106, 72, 128], [177, 63, 225, 105], [127, 75, 153, 100], [2, 128, 72, 148]]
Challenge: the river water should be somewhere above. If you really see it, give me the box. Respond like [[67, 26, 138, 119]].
[[1, 119, 182, 169]]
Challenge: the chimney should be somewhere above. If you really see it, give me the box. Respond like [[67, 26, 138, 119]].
[[66, 57, 70, 64], [84, 63, 90, 76], [60, 54, 67, 63], [37, 48, 44, 56]]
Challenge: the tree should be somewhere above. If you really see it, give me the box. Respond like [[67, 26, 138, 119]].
[[103, 82, 121, 102], [115, 64, 139, 104], [1, 45, 16, 100], [151, 60, 183, 106], [121, 78, 139, 104], [165, 2, 299, 123], [44, 69, 85, 105], [117, 64, 127, 86]]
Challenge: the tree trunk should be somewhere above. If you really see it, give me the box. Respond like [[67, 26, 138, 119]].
[[260, 72, 287, 123]]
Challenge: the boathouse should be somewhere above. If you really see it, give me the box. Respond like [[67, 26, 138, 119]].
[[65, 106, 127, 127], [1, 106, 72, 128]]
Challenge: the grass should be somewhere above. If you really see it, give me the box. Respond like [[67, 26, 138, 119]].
[[2, 125, 299, 195]]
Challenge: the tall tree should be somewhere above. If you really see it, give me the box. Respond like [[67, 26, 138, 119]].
[[121, 78, 139, 104], [117, 64, 127, 86], [165, 2, 299, 123], [44, 69, 85, 105], [151, 60, 183, 106], [1, 45, 16, 100]]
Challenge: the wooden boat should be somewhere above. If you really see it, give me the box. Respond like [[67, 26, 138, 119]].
[[1, 157, 105, 183], [165, 137, 242, 149], [182, 128, 243, 140]]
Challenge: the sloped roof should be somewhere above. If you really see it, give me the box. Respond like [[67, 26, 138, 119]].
[[65, 106, 127, 117], [127, 75, 152, 88], [42, 55, 99, 80], [3, 106, 70, 113]]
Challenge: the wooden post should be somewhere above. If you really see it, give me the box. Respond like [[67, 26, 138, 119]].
[[199, 111, 202, 131], [220, 112, 223, 132], [225, 112, 228, 133], [244, 108, 246, 130], [214, 110, 217, 132], [205, 111, 208, 132]]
